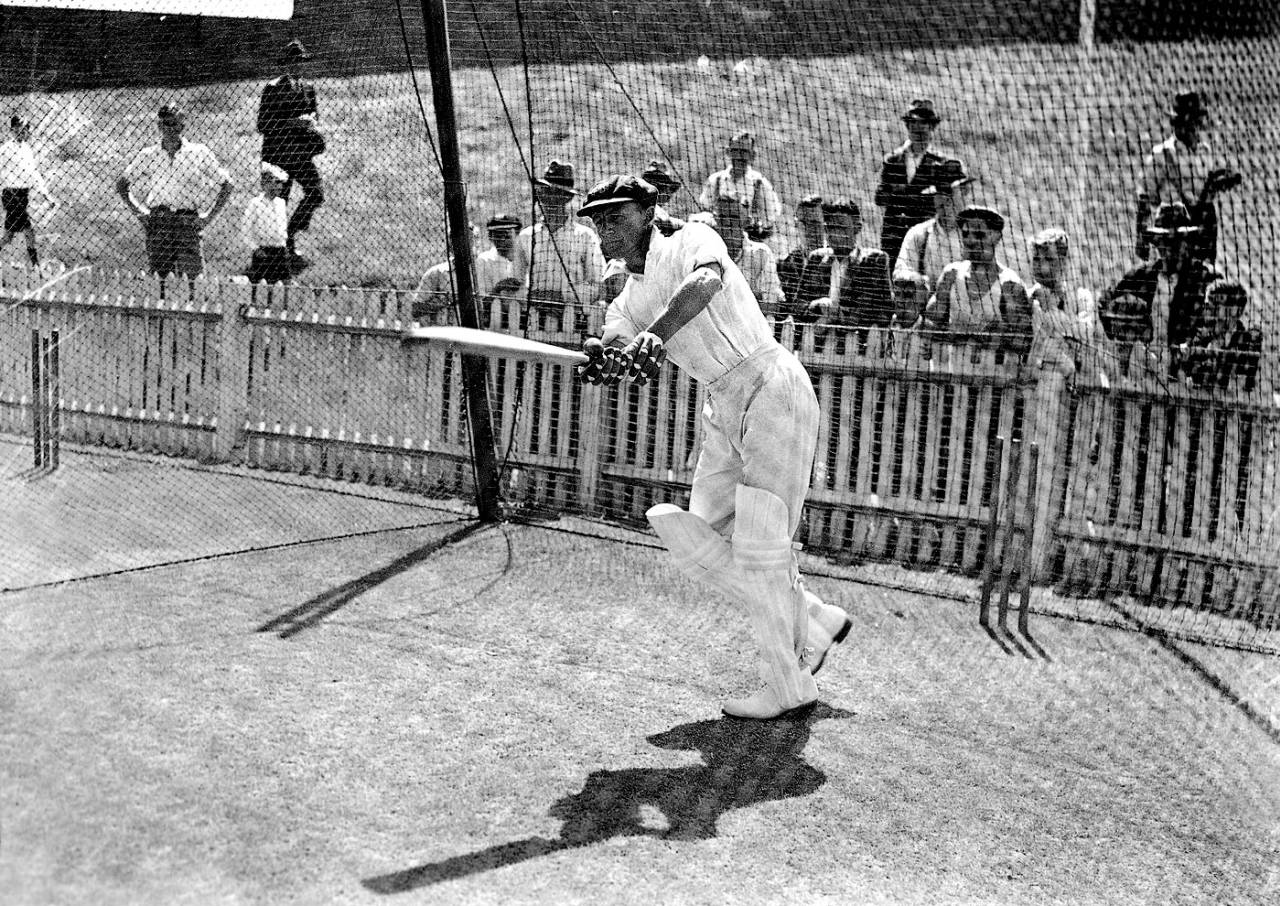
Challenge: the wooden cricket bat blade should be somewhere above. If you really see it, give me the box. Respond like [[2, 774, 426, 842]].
[[402, 325, 589, 366]]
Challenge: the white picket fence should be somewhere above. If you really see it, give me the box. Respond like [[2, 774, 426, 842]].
[[2, 270, 1277, 623]]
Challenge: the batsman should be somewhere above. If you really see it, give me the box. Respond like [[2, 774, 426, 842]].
[[576, 175, 852, 720]]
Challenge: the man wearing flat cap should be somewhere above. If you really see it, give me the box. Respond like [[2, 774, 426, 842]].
[[575, 174, 854, 721], [257, 38, 326, 270], [1137, 89, 1239, 264], [476, 212, 524, 300], [921, 204, 1031, 352], [875, 99, 949, 268], [513, 160, 605, 324]]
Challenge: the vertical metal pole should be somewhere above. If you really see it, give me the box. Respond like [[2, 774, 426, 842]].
[[49, 329, 60, 470], [31, 329, 43, 468], [998, 437, 1024, 632], [419, 0, 500, 522], [1019, 441, 1040, 636], [978, 435, 1006, 628]]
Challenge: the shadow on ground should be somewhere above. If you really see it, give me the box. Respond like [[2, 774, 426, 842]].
[[363, 702, 855, 893]]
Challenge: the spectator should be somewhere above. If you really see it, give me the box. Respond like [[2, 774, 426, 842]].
[[894, 158, 971, 292], [515, 159, 605, 319], [922, 205, 1030, 351], [1027, 228, 1107, 376], [1177, 280, 1262, 389], [0, 114, 57, 269], [1100, 201, 1220, 354], [641, 159, 683, 219], [1137, 90, 1240, 264], [776, 194, 832, 320], [116, 102, 233, 278], [476, 212, 523, 299], [808, 198, 893, 329], [697, 131, 782, 241], [694, 197, 783, 311], [875, 99, 948, 267], [414, 224, 480, 319], [257, 39, 326, 271], [240, 162, 291, 285]]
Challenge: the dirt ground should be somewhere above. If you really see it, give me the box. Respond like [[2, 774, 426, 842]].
[[2, 445, 1280, 905]]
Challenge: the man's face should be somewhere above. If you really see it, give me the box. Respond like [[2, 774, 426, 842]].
[[795, 206, 824, 248], [1031, 243, 1066, 286], [158, 113, 184, 143], [823, 211, 861, 254], [589, 201, 652, 262], [488, 227, 517, 258], [727, 147, 752, 174], [535, 184, 571, 218], [261, 174, 284, 198], [905, 117, 935, 144], [960, 218, 1001, 263]]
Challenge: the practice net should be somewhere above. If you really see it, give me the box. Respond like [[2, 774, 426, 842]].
[[1, 0, 1278, 653]]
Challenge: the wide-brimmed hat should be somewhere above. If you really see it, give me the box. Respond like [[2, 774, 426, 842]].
[[956, 205, 1005, 232], [640, 159, 681, 190], [922, 158, 972, 196], [903, 98, 940, 124], [1169, 90, 1207, 123], [281, 39, 312, 64], [533, 159, 579, 196], [1146, 201, 1202, 236], [577, 174, 658, 217]]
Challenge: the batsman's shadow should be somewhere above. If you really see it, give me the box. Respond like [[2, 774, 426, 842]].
[[363, 702, 854, 894]]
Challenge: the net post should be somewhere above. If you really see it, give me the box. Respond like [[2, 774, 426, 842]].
[[420, 0, 500, 523], [31, 329, 44, 469], [998, 437, 1024, 632], [49, 329, 60, 471], [1019, 441, 1041, 637], [978, 434, 1006, 628], [214, 284, 252, 462]]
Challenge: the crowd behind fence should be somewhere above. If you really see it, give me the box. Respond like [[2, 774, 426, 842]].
[[3, 273, 1277, 637]]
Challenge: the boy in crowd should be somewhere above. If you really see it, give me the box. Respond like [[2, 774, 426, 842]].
[[240, 162, 292, 284]]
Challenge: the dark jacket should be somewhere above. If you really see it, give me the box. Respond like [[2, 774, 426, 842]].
[[874, 147, 947, 251], [1099, 257, 1220, 347], [257, 76, 322, 167], [836, 247, 895, 329], [777, 247, 834, 319]]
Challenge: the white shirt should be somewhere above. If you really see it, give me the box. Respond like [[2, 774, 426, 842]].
[[1030, 281, 1105, 372], [0, 140, 48, 194], [475, 245, 519, 297], [239, 193, 288, 249], [513, 220, 604, 303], [1142, 135, 1222, 207], [736, 236, 784, 306], [602, 221, 774, 384], [416, 258, 455, 297], [123, 139, 230, 210], [698, 166, 782, 226], [895, 218, 963, 290], [938, 260, 1024, 334]]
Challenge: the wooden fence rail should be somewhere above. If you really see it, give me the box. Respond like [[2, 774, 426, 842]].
[[2, 274, 1277, 619]]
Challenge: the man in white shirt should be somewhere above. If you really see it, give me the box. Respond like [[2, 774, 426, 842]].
[[476, 212, 523, 299], [698, 132, 782, 241], [0, 114, 57, 268], [894, 158, 972, 319], [575, 175, 853, 721], [240, 162, 291, 284], [117, 103, 233, 277], [1136, 90, 1239, 264], [513, 160, 605, 326]]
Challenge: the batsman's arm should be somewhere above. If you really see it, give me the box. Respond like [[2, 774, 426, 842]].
[[624, 263, 724, 383]]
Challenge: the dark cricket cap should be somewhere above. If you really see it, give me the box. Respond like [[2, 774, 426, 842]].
[[9, 114, 28, 129], [1169, 90, 1206, 122], [486, 212, 522, 231], [577, 175, 659, 217], [922, 158, 973, 195], [157, 102, 185, 121], [956, 205, 1005, 232]]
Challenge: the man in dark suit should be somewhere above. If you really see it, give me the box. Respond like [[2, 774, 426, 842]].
[[874, 98, 947, 267], [257, 39, 325, 271]]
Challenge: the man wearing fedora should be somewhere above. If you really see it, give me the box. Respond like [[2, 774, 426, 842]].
[[1102, 201, 1221, 356], [1137, 89, 1239, 264], [875, 99, 948, 268], [513, 159, 605, 325], [641, 159, 683, 221], [257, 39, 326, 271]]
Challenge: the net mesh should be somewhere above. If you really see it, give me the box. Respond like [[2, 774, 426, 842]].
[[1, 0, 1278, 653]]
